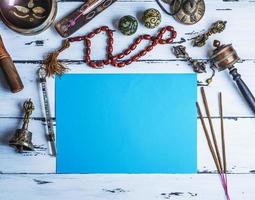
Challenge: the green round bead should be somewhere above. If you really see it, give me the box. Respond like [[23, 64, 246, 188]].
[[118, 15, 138, 36], [143, 8, 161, 29]]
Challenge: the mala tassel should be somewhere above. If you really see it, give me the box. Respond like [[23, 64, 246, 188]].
[[44, 39, 70, 77]]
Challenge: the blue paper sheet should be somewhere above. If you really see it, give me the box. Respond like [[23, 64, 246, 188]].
[[56, 74, 197, 173]]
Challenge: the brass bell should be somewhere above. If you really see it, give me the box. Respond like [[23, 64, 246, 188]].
[[210, 40, 255, 113], [9, 99, 35, 152]]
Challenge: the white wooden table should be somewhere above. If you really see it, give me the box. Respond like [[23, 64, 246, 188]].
[[1, 0, 255, 199]]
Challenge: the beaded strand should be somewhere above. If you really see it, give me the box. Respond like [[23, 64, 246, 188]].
[[68, 25, 177, 69]]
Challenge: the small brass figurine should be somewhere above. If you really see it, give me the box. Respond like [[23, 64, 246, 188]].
[[9, 99, 35, 152], [210, 40, 255, 113], [173, 45, 206, 73], [193, 20, 227, 47]]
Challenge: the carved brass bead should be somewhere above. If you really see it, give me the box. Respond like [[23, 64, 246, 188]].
[[143, 8, 161, 29]]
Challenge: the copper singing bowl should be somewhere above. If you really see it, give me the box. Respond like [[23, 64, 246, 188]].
[[0, 0, 57, 35]]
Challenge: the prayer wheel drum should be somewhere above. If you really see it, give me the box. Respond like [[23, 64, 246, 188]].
[[210, 40, 240, 71]]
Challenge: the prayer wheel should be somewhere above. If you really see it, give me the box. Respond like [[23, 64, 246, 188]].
[[210, 40, 255, 113]]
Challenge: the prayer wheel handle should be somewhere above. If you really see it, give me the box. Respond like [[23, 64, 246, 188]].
[[211, 40, 255, 113], [229, 68, 255, 113]]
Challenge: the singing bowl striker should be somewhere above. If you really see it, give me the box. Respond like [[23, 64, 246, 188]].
[[0, 0, 57, 35]]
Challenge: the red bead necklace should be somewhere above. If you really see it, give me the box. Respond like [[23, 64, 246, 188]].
[[44, 25, 177, 76], [68, 26, 177, 68]]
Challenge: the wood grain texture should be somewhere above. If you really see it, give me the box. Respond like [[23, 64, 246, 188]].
[[0, 174, 255, 200], [1, 1, 255, 61], [1, 117, 255, 174], [0, 0, 255, 199], [0, 118, 55, 173], [1, 61, 255, 117]]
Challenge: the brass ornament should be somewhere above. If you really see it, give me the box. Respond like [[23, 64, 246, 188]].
[[9, 99, 35, 152], [143, 8, 162, 29], [0, 0, 57, 35], [210, 40, 239, 71], [11, 0, 46, 22], [171, 0, 205, 25], [173, 45, 206, 73], [172, 45, 215, 86], [193, 20, 227, 47], [210, 40, 255, 113]]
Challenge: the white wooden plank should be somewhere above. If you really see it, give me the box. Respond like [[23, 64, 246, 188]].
[[0, 174, 255, 200], [1, 61, 255, 118], [0, 1, 255, 61], [0, 0, 253, 198], [0, 63, 53, 118], [1, 117, 255, 173], [198, 118, 255, 174], [0, 118, 55, 173]]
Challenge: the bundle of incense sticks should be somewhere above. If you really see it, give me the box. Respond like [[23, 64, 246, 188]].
[[197, 87, 230, 200]]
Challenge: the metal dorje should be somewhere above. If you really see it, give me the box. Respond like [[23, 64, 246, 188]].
[[171, 0, 205, 25], [0, 0, 57, 35], [173, 45, 206, 73], [9, 99, 35, 152], [210, 40, 255, 113], [193, 20, 227, 47]]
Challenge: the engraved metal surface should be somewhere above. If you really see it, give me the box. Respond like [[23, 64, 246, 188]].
[[171, 0, 205, 25], [0, 0, 57, 35], [38, 67, 57, 156]]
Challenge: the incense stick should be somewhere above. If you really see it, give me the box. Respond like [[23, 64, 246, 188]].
[[196, 102, 222, 173], [200, 87, 223, 172], [219, 92, 227, 174], [197, 102, 230, 200], [198, 88, 230, 200], [219, 92, 229, 199]]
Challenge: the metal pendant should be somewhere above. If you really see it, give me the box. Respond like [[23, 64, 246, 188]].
[[171, 0, 205, 25], [38, 67, 57, 156]]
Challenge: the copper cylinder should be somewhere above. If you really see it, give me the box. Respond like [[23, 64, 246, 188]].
[[210, 40, 240, 71], [0, 36, 24, 93]]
